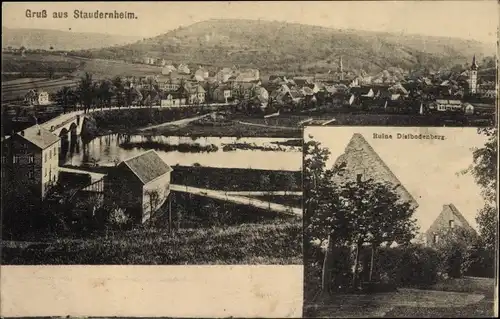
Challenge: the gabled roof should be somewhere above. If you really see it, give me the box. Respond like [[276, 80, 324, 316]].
[[17, 125, 59, 150], [334, 133, 418, 208], [120, 150, 173, 185], [289, 89, 304, 99], [426, 204, 477, 235], [301, 87, 314, 95], [350, 87, 373, 95], [324, 85, 336, 93], [292, 78, 311, 86]]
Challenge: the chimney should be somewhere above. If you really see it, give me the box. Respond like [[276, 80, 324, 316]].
[[20, 130, 25, 136]]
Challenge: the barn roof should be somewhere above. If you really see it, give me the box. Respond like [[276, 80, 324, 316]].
[[120, 150, 173, 185]]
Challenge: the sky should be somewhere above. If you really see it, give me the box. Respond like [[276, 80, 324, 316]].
[[304, 126, 488, 233], [2, 1, 499, 43]]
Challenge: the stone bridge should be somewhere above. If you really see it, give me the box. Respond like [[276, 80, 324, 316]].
[[41, 111, 86, 143]]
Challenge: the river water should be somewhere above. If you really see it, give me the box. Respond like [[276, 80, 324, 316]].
[[61, 134, 302, 171]]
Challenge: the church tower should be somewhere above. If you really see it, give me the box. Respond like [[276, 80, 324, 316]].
[[469, 55, 478, 94]]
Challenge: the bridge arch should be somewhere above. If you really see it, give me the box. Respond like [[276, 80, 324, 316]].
[[59, 127, 69, 138], [69, 122, 78, 138]]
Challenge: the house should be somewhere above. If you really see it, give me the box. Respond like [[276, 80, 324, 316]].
[[463, 103, 474, 115], [350, 77, 363, 87], [289, 89, 305, 104], [24, 89, 50, 106], [252, 87, 270, 109], [161, 64, 177, 75], [212, 85, 232, 103], [268, 75, 289, 84], [216, 67, 233, 83], [160, 92, 187, 107], [1, 125, 60, 199], [425, 204, 477, 247], [301, 86, 315, 97], [235, 68, 260, 82], [183, 83, 206, 104], [231, 82, 258, 100], [431, 99, 463, 112], [481, 89, 496, 99], [177, 63, 190, 75], [348, 87, 375, 105], [143, 57, 157, 65], [194, 66, 209, 82], [389, 83, 409, 96], [104, 150, 173, 224], [270, 84, 293, 105], [292, 77, 313, 87], [157, 72, 191, 92]]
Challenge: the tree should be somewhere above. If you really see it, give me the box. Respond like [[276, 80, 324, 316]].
[[55, 86, 76, 113], [77, 72, 94, 113], [145, 188, 162, 220], [112, 76, 125, 108], [467, 128, 497, 261], [97, 80, 113, 110], [304, 137, 343, 297], [433, 227, 481, 278], [304, 137, 417, 296]]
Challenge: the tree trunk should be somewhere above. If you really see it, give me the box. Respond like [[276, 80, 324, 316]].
[[320, 233, 336, 298], [352, 241, 362, 289], [369, 244, 376, 282]]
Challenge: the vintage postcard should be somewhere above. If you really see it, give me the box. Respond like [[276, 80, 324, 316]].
[[1, 0, 498, 318], [302, 126, 497, 317]]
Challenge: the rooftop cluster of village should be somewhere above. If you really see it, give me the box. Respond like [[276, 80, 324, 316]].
[[7, 54, 496, 118]]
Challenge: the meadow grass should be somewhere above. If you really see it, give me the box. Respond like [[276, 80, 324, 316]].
[[4, 219, 302, 265]]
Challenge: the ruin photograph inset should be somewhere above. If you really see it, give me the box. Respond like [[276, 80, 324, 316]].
[[302, 126, 496, 318]]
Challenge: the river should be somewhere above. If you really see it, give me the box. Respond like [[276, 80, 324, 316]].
[[61, 134, 302, 171]]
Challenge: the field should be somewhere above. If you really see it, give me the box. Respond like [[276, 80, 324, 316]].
[[304, 277, 495, 318], [74, 58, 162, 79], [2, 53, 83, 74], [2, 53, 163, 87], [2, 77, 80, 102], [2, 218, 302, 265]]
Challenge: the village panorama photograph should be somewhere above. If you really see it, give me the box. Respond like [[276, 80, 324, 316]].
[[302, 126, 497, 318], [1, 1, 497, 265]]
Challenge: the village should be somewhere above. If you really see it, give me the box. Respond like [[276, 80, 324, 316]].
[[2, 51, 497, 133]]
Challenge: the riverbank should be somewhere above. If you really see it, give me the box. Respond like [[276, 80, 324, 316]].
[[82, 107, 209, 137], [149, 121, 303, 138], [82, 108, 304, 138]]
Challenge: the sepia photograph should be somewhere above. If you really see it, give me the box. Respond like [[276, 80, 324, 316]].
[[0, 0, 498, 317], [303, 126, 497, 317]]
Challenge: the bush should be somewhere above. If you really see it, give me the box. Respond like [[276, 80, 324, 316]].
[[433, 227, 482, 278], [304, 244, 445, 296]]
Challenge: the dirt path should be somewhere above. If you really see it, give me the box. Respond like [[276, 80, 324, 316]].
[[235, 120, 299, 130], [138, 113, 213, 131], [170, 184, 302, 216]]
